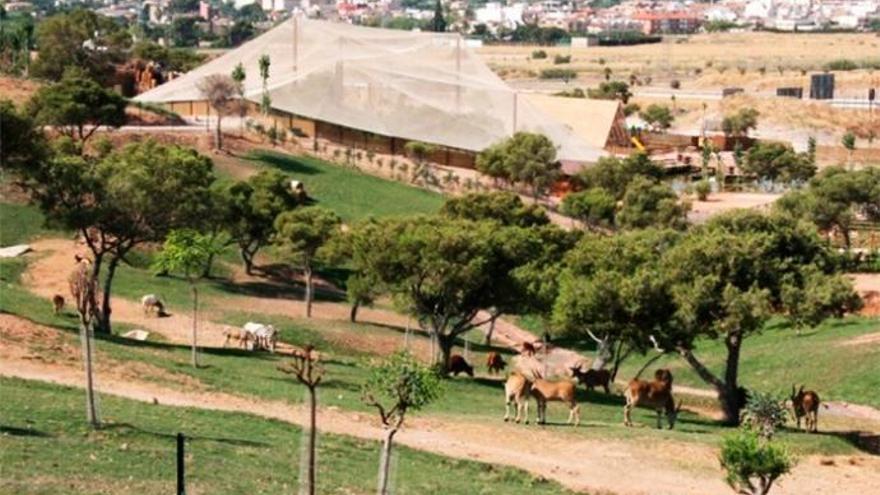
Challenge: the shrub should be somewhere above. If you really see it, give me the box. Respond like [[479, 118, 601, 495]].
[[720, 432, 794, 495], [553, 54, 571, 64], [670, 79, 681, 89], [825, 59, 858, 71], [531, 49, 547, 59], [741, 392, 788, 440], [695, 180, 711, 201], [539, 68, 577, 81], [554, 88, 586, 98]]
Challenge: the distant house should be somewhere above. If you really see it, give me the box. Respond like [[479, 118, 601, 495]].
[[632, 11, 702, 35]]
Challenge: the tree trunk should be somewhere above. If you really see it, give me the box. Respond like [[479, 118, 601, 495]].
[[191, 283, 199, 368], [484, 315, 497, 346], [241, 244, 256, 275], [436, 333, 454, 371], [96, 256, 120, 335], [719, 332, 743, 426], [215, 114, 223, 150], [201, 251, 216, 279], [349, 300, 360, 323], [80, 318, 100, 428], [304, 266, 313, 318], [377, 428, 397, 495], [305, 386, 317, 495]]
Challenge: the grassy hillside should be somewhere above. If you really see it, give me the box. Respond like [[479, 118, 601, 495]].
[[0, 202, 64, 247], [0, 377, 574, 495], [246, 151, 444, 222]]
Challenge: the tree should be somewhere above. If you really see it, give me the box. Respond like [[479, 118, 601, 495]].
[[153, 229, 219, 367], [440, 191, 549, 227], [477, 132, 559, 200], [258, 54, 271, 114], [273, 207, 342, 318], [0, 99, 48, 173], [560, 188, 616, 232], [553, 229, 679, 378], [660, 210, 858, 424], [167, 17, 200, 47], [431, 0, 446, 32], [617, 177, 689, 230], [722, 108, 760, 137], [741, 392, 789, 440], [68, 261, 101, 428], [279, 346, 323, 495], [231, 63, 247, 135], [31, 9, 129, 84], [742, 142, 815, 184], [841, 131, 856, 169], [362, 352, 442, 495], [587, 81, 632, 103], [403, 141, 437, 183], [222, 170, 300, 274], [28, 69, 127, 150], [197, 74, 237, 150], [20, 140, 215, 334], [640, 104, 674, 132], [720, 432, 794, 495], [573, 152, 664, 200]]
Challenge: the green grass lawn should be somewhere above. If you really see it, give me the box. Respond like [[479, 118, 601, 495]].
[[0, 377, 575, 495], [246, 151, 445, 222]]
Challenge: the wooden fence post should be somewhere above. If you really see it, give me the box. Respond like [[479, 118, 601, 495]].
[[177, 432, 186, 495]]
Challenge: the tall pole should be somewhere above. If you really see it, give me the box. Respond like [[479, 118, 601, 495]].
[[176, 433, 186, 495], [511, 91, 518, 134], [292, 15, 299, 75], [455, 37, 461, 113]]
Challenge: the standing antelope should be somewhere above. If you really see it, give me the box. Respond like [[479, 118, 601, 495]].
[[623, 369, 681, 429], [790, 385, 820, 433], [503, 372, 531, 424], [52, 295, 65, 315], [530, 377, 581, 426]]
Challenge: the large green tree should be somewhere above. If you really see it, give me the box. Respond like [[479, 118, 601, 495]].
[[28, 69, 127, 149], [617, 177, 690, 230], [560, 187, 616, 232], [273, 207, 342, 318], [440, 191, 549, 227], [222, 170, 300, 274], [573, 152, 664, 200], [659, 210, 858, 424], [742, 142, 815, 184], [475, 132, 560, 200], [21, 140, 215, 334]]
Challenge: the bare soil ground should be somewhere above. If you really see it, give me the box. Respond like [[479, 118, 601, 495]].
[[0, 75, 41, 106]]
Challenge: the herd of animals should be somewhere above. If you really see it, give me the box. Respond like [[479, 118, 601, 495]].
[[50, 292, 823, 432]]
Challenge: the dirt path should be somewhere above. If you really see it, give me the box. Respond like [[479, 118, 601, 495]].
[[3, 317, 880, 495]]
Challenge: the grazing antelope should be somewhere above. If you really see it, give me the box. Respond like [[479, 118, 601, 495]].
[[141, 294, 165, 317], [570, 366, 612, 394], [521, 341, 537, 356], [623, 369, 682, 429], [503, 372, 531, 424], [530, 376, 581, 426], [447, 354, 474, 377], [486, 352, 506, 374], [790, 385, 820, 433], [52, 295, 65, 315], [222, 328, 253, 349]]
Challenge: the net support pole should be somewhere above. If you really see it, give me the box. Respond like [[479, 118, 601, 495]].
[[292, 15, 299, 74], [455, 37, 462, 113], [511, 91, 518, 134], [176, 433, 186, 495]]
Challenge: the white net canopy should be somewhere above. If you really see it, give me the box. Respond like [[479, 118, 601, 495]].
[[136, 18, 606, 164]]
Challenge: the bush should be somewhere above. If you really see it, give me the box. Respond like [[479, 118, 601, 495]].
[[695, 180, 711, 201], [825, 59, 858, 71], [553, 54, 571, 64], [670, 79, 681, 89], [554, 88, 586, 98], [531, 49, 547, 59], [539, 68, 577, 81], [741, 392, 788, 440], [720, 432, 794, 495]]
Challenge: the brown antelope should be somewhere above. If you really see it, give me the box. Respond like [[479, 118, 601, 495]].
[[570, 366, 612, 394], [503, 372, 531, 424], [623, 369, 682, 429], [486, 352, 506, 374], [790, 385, 820, 433], [52, 295, 65, 315], [530, 377, 581, 426]]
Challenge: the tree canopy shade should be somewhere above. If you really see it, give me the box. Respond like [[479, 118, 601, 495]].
[[440, 191, 549, 227], [27, 69, 127, 149], [31, 9, 129, 85], [273, 207, 342, 318], [659, 210, 858, 424], [221, 170, 301, 274], [21, 140, 215, 334]]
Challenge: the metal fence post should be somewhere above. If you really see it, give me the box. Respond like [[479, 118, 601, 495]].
[[177, 432, 186, 495]]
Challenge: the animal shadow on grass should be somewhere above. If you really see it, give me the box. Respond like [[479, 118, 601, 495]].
[[252, 151, 322, 177], [802, 429, 880, 456], [101, 422, 268, 447], [0, 425, 52, 438]]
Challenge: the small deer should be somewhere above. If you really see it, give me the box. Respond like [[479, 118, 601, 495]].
[[623, 369, 682, 429], [790, 385, 820, 433], [52, 295, 65, 315]]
